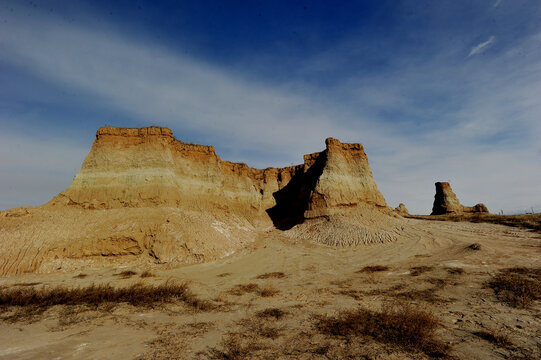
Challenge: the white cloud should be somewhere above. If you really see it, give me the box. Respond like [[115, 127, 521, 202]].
[[494, 0, 503, 8], [468, 36, 495, 57]]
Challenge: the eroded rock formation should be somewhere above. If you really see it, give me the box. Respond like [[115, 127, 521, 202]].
[[0, 126, 400, 275], [431, 182, 489, 215], [394, 203, 409, 216]]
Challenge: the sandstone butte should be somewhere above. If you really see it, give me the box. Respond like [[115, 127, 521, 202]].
[[0, 126, 405, 275], [431, 182, 489, 215], [394, 203, 410, 216]]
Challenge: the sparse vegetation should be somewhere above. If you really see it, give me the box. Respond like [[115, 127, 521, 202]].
[[140, 270, 154, 278], [255, 307, 287, 320], [316, 302, 449, 357], [114, 270, 137, 278], [357, 265, 389, 273], [216, 272, 232, 278], [259, 283, 279, 297], [488, 267, 541, 308], [408, 213, 541, 234], [255, 272, 286, 279], [208, 334, 263, 360], [227, 283, 259, 296], [468, 243, 482, 250], [410, 266, 434, 276], [73, 273, 88, 279], [0, 280, 213, 322], [475, 330, 514, 348]]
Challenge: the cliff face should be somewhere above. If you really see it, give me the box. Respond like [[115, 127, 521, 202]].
[[52, 127, 388, 227], [431, 182, 489, 215], [0, 126, 395, 275]]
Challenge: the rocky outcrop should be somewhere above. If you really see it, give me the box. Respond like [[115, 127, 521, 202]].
[[431, 182, 489, 215], [394, 203, 409, 216], [0, 126, 397, 275]]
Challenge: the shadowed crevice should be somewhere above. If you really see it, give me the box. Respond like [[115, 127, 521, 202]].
[[266, 151, 327, 230]]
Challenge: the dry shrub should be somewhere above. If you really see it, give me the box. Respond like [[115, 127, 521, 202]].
[[207, 334, 264, 360], [0, 280, 213, 320], [73, 273, 88, 279], [227, 283, 259, 296], [216, 272, 232, 278], [468, 243, 481, 250], [446, 268, 465, 275], [255, 307, 287, 320], [140, 271, 154, 278], [114, 270, 137, 278], [357, 265, 389, 273], [316, 302, 449, 357], [489, 268, 541, 308], [255, 272, 286, 279], [259, 284, 279, 297], [410, 266, 434, 276], [474, 330, 514, 348]]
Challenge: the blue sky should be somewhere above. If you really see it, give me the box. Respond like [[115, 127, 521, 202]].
[[1, 0, 540, 214]]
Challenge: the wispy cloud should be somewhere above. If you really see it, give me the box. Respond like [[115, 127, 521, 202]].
[[468, 36, 495, 57], [494, 0, 503, 7], [1, 4, 540, 214]]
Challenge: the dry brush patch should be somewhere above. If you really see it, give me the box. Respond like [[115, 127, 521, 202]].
[[315, 302, 450, 358], [356, 265, 390, 273], [227, 283, 260, 296], [488, 267, 541, 308], [474, 329, 514, 348], [407, 213, 541, 234], [114, 270, 137, 278], [0, 280, 213, 322], [140, 270, 154, 278], [255, 271, 286, 279], [410, 266, 434, 276]]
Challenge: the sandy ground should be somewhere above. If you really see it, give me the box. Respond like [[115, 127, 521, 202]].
[[0, 218, 540, 359]]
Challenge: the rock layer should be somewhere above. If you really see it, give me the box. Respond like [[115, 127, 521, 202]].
[[0, 126, 395, 275], [431, 182, 489, 215]]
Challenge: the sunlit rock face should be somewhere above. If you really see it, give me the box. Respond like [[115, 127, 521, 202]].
[[0, 127, 397, 275], [431, 182, 489, 215]]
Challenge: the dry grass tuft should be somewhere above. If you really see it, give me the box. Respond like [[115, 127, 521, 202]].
[[73, 273, 88, 279], [255, 307, 287, 320], [0, 280, 213, 322], [227, 283, 260, 296], [216, 272, 232, 278], [468, 243, 482, 250], [139, 271, 154, 278], [410, 266, 434, 276], [207, 334, 264, 359], [474, 330, 514, 348], [357, 265, 389, 273], [259, 284, 280, 297], [488, 267, 541, 308], [114, 270, 137, 278], [316, 302, 449, 357], [255, 272, 286, 279]]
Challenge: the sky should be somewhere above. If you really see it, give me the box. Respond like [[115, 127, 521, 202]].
[[0, 0, 540, 214]]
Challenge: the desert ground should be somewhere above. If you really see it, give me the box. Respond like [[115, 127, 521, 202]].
[[1, 215, 540, 360]]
